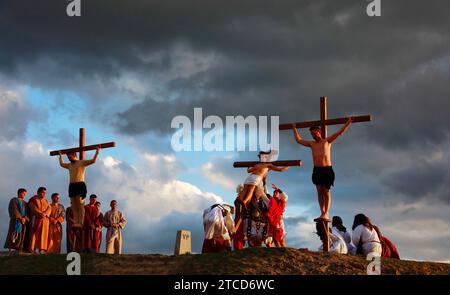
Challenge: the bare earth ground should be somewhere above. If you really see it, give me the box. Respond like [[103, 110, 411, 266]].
[[0, 247, 449, 275]]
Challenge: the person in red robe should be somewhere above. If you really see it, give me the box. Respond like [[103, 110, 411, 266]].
[[266, 183, 288, 248], [83, 194, 99, 253], [94, 201, 103, 253], [233, 184, 246, 250]]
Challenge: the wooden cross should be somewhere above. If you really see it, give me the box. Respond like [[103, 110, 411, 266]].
[[279, 96, 372, 252], [49, 128, 116, 158], [317, 219, 331, 253], [279, 96, 373, 138]]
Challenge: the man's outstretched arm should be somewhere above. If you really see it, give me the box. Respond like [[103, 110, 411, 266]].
[[291, 125, 311, 147], [58, 152, 69, 169], [268, 164, 290, 172], [84, 146, 101, 166], [327, 117, 353, 144]]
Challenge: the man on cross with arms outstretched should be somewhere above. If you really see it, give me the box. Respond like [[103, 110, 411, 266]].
[[58, 146, 101, 229], [291, 117, 353, 222]]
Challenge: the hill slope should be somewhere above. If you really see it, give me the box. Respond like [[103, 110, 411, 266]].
[[1, 248, 449, 275]]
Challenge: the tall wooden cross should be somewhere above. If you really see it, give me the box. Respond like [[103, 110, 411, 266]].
[[279, 96, 373, 138], [49, 128, 116, 158], [278, 96, 373, 252]]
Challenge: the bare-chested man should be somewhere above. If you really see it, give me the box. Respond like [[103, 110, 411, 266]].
[[291, 117, 353, 222], [233, 151, 289, 250], [58, 146, 100, 228]]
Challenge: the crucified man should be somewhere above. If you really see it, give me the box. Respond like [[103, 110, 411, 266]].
[[233, 151, 289, 250], [240, 151, 290, 208], [58, 146, 101, 228], [291, 117, 353, 222]]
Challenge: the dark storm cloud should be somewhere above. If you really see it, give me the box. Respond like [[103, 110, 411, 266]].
[[2, 0, 450, 208], [283, 216, 308, 227], [383, 155, 450, 204], [1, 0, 450, 149], [0, 88, 41, 141], [110, 0, 450, 150]]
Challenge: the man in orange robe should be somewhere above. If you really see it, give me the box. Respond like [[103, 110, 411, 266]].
[[29, 187, 51, 254]]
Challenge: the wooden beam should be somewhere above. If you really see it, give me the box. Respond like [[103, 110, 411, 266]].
[[79, 128, 85, 160], [233, 160, 302, 168], [49, 142, 116, 156], [320, 96, 328, 138], [279, 115, 372, 130]]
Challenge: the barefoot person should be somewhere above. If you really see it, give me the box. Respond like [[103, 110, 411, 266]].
[[58, 146, 100, 229], [240, 151, 288, 207], [291, 117, 353, 221]]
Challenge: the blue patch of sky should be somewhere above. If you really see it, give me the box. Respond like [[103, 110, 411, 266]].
[[24, 86, 136, 163]]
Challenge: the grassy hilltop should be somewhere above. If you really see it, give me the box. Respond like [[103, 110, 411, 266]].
[[1, 247, 449, 275]]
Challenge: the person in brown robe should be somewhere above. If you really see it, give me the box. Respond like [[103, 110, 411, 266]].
[[94, 201, 103, 253], [22, 194, 37, 252], [47, 193, 65, 254], [4, 188, 29, 254], [84, 194, 99, 253], [29, 187, 52, 254]]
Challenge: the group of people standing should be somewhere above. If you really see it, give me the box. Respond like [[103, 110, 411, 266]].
[[3, 187, 126, 255]]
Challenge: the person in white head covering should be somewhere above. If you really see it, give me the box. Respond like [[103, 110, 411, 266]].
[[202, 204, 235, 253], [332, 216, 356, 254], [316, 223, 348, 254]]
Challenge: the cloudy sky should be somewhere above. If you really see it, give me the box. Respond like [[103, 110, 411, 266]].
[[1, 0, 449, 262]]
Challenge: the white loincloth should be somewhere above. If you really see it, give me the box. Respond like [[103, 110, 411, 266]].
[[244, 174, 263, 186]]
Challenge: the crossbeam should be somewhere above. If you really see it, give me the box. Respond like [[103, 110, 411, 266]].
[[49, 142, 116, 156], [279, 115, 372, 130], [233, 160, 302, 168], [279, 97, 372, 138]]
